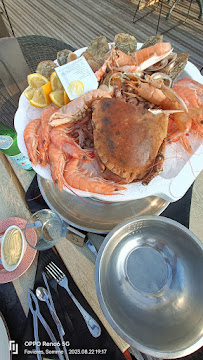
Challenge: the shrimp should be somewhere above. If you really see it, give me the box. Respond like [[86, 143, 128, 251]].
[[41, 107, 58, 151], [172, 79, 203, 134], [36, 124, 48, 167], [167, 118, 193, 154], [50, 124, 93, 161], [24, 117, 41, 165], [164, 79, 203, 152], [48, 142, 69, 190], [63, 158, 126, 195], [95, 57, 111, 81]]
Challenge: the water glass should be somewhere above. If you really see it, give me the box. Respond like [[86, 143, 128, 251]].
[[24, 209, 67, 251]]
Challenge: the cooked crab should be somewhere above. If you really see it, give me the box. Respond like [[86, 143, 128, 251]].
[[92, 98, 169, 185]]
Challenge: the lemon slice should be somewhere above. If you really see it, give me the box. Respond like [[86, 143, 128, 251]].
[[49, 90, 66, 107], [67, 80, 84, 97], [30, 86, 51, 108], [50, 71, 64, 91], [24, 87, 35, 100], [27, 73, 49, 89]]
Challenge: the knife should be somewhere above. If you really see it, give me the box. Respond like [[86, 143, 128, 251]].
[[42, 273, 69, 360]]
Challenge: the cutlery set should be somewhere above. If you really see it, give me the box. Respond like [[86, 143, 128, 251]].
[[28, 261, 101, 360]]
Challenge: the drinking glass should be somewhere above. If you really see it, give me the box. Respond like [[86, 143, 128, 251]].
[[24, 209, 67, 251]]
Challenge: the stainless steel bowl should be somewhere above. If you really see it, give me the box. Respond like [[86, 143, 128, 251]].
[[38, 175, 169, 233], [95, 216, 203, 358]]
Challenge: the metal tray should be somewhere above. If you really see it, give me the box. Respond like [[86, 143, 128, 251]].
[[38, 175, 170, 233]]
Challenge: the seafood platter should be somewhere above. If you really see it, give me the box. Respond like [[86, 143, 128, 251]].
[[15, 34, 203, 212]]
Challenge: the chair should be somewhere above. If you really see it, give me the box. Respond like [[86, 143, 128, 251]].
[[133, 0, 202, 34], [166, 0, 202, 20], [0, 35, 75, 128]]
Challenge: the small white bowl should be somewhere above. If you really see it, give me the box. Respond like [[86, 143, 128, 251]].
[[0, 225, 27, 272]]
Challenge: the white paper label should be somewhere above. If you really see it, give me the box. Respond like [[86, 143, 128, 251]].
[[56, 56, 98, 100]]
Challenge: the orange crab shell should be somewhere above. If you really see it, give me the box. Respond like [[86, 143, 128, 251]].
[[92, 98, 169, 183]]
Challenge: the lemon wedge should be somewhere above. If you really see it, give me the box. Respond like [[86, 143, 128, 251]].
[[64, 91, 70, 105], [50, 71, 64, 91], [49, 90, 67, 107], [30, 85, 52, 108], [24, 87, 35, 101], [27, 73, 49, 89], [67, 80, 84, 97]]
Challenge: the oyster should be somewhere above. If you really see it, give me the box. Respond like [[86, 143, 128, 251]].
[[161, 53, 189, 81], [36, 60, 58, 80], [80, 35, 110, 72], [141, 35, 164, 49], [146, 53, 177, 72], [57, 49, 77, 65], [114, 33, 137, 54], [81, 51, 101, 72], [87, 35, 109, 59]]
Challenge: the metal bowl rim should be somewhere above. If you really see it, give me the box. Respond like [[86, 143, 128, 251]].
[[95, 215, 203, 358], [37, 175, 170, 233]]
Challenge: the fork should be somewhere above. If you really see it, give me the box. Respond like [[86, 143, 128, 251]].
[[46, 262, 101, 338]]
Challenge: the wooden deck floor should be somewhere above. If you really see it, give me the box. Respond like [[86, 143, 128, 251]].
[[1, 0, 203, 70]]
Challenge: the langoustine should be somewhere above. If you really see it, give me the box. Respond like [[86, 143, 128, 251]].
[[117, 75, 203, 153], [95, 42, 172, 80]]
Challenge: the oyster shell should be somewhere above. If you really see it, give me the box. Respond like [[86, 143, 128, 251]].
[[146, 53, 177, 72], [80, 51, 101, 72], [86, 35, 109, 62], [57, 49, 77, 65], [141, 35, 164, 49], [35, 60, 58, 80], [114, 33, 137, 54], [80, 35, 110, 72], [161, 53, 189, 81]]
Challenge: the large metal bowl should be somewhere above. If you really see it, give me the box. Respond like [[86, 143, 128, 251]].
[[95, 216, 203, 358], [38, 175, 169, 233]]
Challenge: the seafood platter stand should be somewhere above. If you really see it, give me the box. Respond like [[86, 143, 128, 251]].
[[0, 35, 203, 360]]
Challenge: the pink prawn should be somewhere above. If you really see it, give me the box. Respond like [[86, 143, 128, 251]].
[[63, 158, 126, 195], [24, 117, 41, 165]]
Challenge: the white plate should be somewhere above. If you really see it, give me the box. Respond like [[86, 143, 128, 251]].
[[0, 313, 10, 360], [14, 43, 203, 203]]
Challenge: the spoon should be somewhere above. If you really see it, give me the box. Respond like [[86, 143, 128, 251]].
[[48, 277, 74, 333], [36, 287, 64, 334], [24, 220, 42, 230], [36, 286, 50, 303], [36, 287, 69, 360]]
